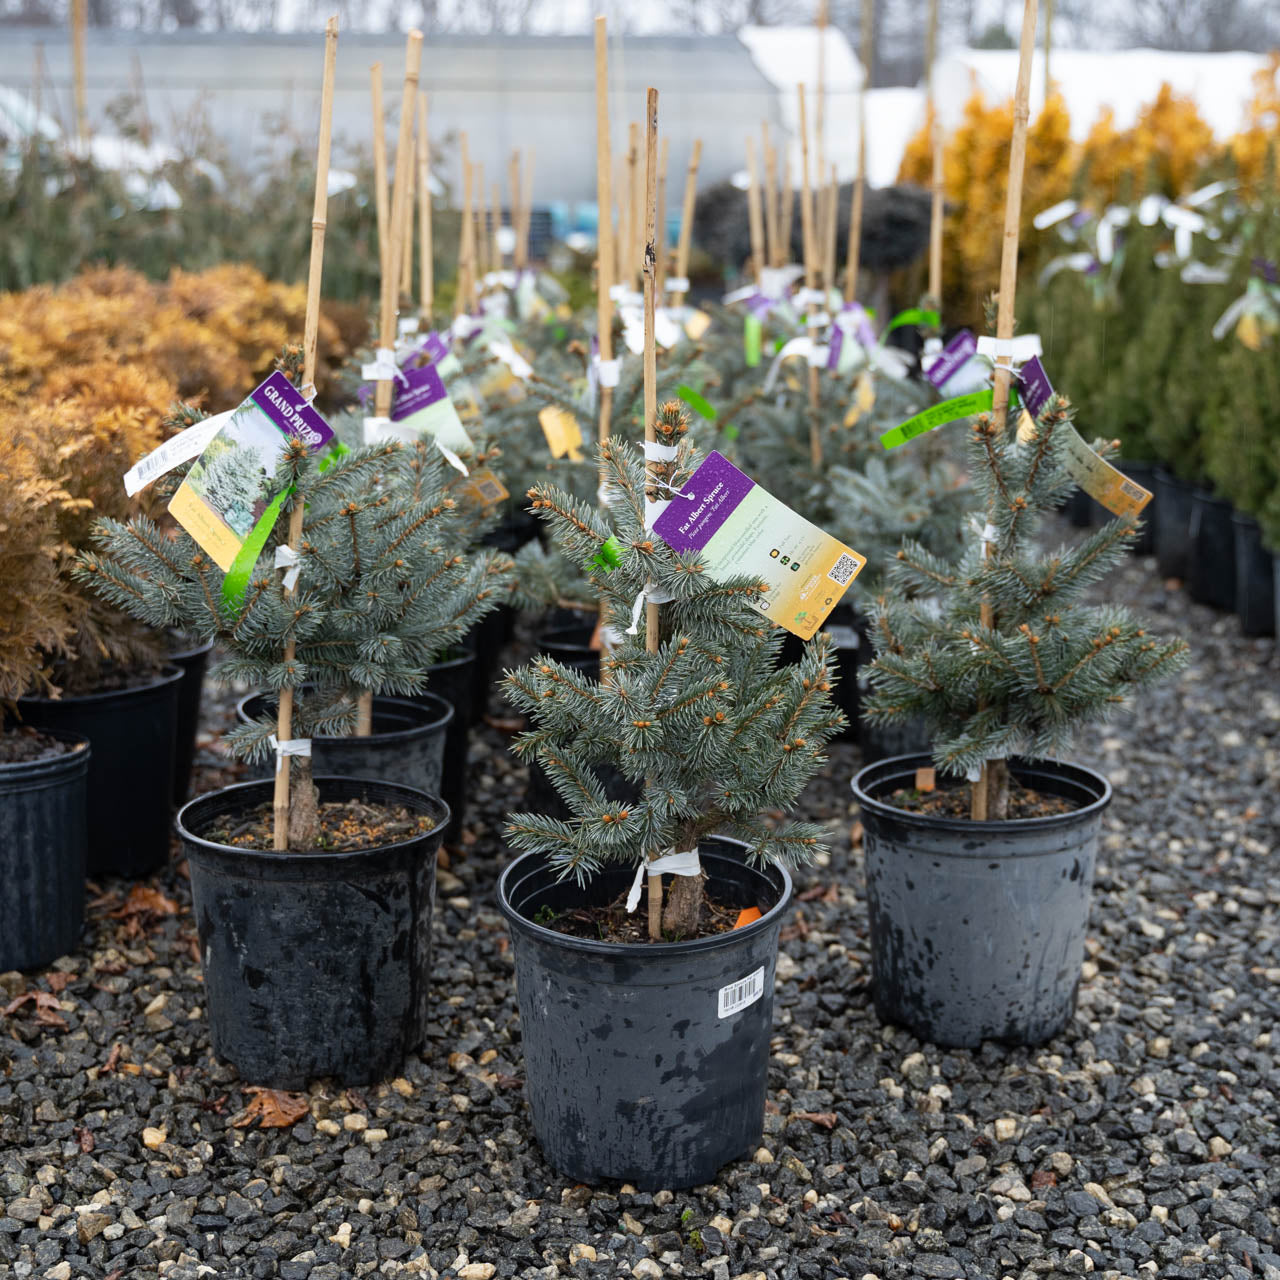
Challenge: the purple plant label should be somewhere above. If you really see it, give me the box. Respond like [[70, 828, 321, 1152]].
[[249, 372, 334, 451], [924, 329, 978, 389], [746, 292, 774, 319], [652, 451, 756, 555], [1020, 356, 1054, 418], [419, 331, 450, 364], [391, 364, 448, 422], [826, 324, 845, 372]]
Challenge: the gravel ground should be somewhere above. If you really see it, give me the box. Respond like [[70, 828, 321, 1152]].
[[2, 544, 1279, 1280]]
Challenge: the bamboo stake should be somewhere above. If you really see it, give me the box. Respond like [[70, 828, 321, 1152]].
[[745, 137, 766, 286], [491, 182, 502, 278], [131, 51, 153, 147], [762, 123, 778, 269], [371, 63, 389, 281], [366, 29, 422, 739], [274, 16, 339, 852], [671, 138, 701, 306], [1043, 0, 1054, 109], [508, 150, 521, 270], [475, 162, 488, 283], [973, 0, 1038, 822], [640, 85, 663, 942], [70, 0, 87, 144], [844, 0, 872, 303], [520, 151, 535, 266], [401, 139, 415, 302], [780, 154, 794, 266], [655, 135, 670, 298], [456, 135, 474, 317], [797, 85, 822, 470], [615, 153, 630, 292], [815, 0, 828, 272], [417, 92, 433, 318], [925, 0, 944, 304], [594, 16, 615, 469], [824, 163, 838, 296], [626, 122, 640, 289]]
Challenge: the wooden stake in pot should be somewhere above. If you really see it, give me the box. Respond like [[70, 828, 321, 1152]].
[[417, 92, 433, 319], [762, 122, 779, 270], [655, 136, 670, 298], [780, 152, 795, 267], [475, 162, 489, 284], [370, 63, 390, 282], [797, 84, 822, 470], [925, 0, 944, 305], [594, 16, 616, 463], [972, 0, 1038, 823], [745, 135, 765, 287], [401, 140, 416, 302], [844, 0, 872, 303], [456, 134, 475, 318], [520, 151, 535, 268], [273, 16, 339, 853], [671, 138, 701, 307]]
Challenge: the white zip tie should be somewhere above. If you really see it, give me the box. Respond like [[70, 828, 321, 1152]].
[[1032, 198, 1078, 230], [644, 496, 672, 528], [976, 335, 1042, 361], [269, 735, 311, 774], [273, 545, 302, 592], [665, 276, 691, 293], [624, 582, 675, 636], [610, 284, 644, 306], [489, 340, 532, 379], [594, 356, 622, 388], [1137, 193, 1169, 226], [599, 624, 625, 652], [643, 440, 680, 462], [436, 439, 469, 475], [123, 411, 231, 497], [626, 848, 702, 912], [398, 316, 420, 338], [762, 336, 815, 391], [452, 314, 483, 339], [795, 287, 826, 307], [1184, 261, 1231, 286], [722, 284, 756, 304], [362, 416, 392, 444], [361, 347, 409, 384], [760, 264, 803, 298]]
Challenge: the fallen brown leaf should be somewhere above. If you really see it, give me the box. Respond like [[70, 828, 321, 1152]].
[[764, 1099, 782, 1114], [110, 885, 179, 920], [1030, 1169, 1057, 1190], [3, 990, 67, 1029], [797, 884, 830, 902], [495, 1073, 524, 1090], [849, 820, 864, 847], [74, 1126, 95, 1153], [45, 972, 75, 994], [792, 1110, 838, 1130], [230, 1087, 310, 1130], [102, 1043, 122, 1074]]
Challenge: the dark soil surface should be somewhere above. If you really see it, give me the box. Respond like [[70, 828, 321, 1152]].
[[206, 798, 438, 854], [0, 727, 81, 764], [887, 777, 1077, 820], [3, 533, 1279, 1280], [544, 888, 743, 944]]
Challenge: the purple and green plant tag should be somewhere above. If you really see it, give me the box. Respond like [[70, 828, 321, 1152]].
[[923, 329, 978, 389], [1019, 356, 1054, 418], [391, 364, 473, 451]]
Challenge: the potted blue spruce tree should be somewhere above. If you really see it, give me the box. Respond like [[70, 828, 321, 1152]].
[[498, 406, 845, 1190]]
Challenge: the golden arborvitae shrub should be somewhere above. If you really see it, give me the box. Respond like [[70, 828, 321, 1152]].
[[900, 90, 1074, 322], [1128, 84, 1216, 196], [1231, 53, 1280, 192]]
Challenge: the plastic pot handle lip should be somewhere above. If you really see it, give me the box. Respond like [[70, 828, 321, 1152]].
[[17, 663, 186, 708], [0, 728, 92, 779], [236, 689, 455, 743], [167, 633, 217, 662], [175, 775, 450, 866], [495, 844, 794, 960], [851, 752, 1113, 833]]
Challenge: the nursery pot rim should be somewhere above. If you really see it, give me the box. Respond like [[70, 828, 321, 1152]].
[[852, 752, 1112, 835], [497, 839, 793, 960], [19, 663, 185, 708], [0, 728, 91, 781], [235, 688, 455, 744], [169, 632, 216, 663], [427, 645, 475, 672], [176, 775, 449, 869]]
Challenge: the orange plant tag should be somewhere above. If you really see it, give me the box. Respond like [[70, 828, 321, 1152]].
[[588, 620, 603, 650], [733, 907, 763, 929], [915, 766, 936, 792]]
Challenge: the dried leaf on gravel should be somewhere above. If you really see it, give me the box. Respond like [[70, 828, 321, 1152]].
[[110, 885, 180, 919], [45, 971, 75, 993], [792, 1111, 838, 1129], [3, 990, 67, 1028], [101, 1043, 122, 1073], [231, 1087, 310, 1129], [74, 1126, 95, 1153], [1030, 1170, 1057, 1190]]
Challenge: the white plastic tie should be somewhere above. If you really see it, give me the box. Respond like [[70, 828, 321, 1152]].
[[273, 545, 302, 592], [398, 316, 420, 338], [624, 582, 676, 635], [1184, 261, 1230, 286], [269, 735, 311, 774], [436, 438, 469, 475], [665, 276, 691, 293], [362, 415, 392, 444], [452, 314, 483, 339], [965, 763, 982, 783], [722, 284, 756, 304], [599, 624, 625, 652], [595, 356, 622, 388], [626, 848, 703, 912], [643, 440, 679, 462], [762, 336, 815, 391], [795, 287, 826, 308], [123, 411, 231, 497], [489, 340, 532, 379], [643, 496, 672, 528], [1032, 198, 1078, 230], [361, 347, 409, 385]]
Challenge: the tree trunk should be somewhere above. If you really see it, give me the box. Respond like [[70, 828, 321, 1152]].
[[662, 871, 706, 939], [287, 755, 321, 850], [988, 758, 1010, 821]]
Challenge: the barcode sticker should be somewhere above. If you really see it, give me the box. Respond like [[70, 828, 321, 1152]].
[[827, 553, 863, 586], [718, 965, 766, 1019]]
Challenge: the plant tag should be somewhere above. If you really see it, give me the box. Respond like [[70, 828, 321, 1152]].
[[390, 365, 474, 452], [652, 450, 865, 640], [1019, 356, 1054, 417], [1061, 427, 1152, 520], [881, 389, 996, 449], [539, 406, 584, 461], [923, 329, 977, 389], [170, 373, 333, 572], [124, 411, 231, 497], [915, 766, 936, 792], [718, 965, 765, 1018], [733, 906, 762, 930], [409, 330, 462, 380], [456, 467, 508, 507], [744, 313, 763, 367], [684, 309, 712, 340]]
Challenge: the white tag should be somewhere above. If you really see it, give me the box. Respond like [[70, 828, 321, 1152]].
[[361, 347, 406, 383], [625, 847, 702, 913], [489, 340, 532, 379], [398, 316, 420, 338], [665, 276, 690, 293], [596, 356, 622, 388], [363, 415, 392, 444], [718, 966, 766, 1018], [274, 544, 302, 591], [1032, 198, 1078, 230], [654, 310, 682, 349], [123, 413, 230, 497], [976, 334, 1042, 362]]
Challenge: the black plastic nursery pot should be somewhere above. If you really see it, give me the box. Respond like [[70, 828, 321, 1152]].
[[0, 731, 90, 971], [415, 648, 477, 845], [857, 711, 932, 766], [1231, 512, 1276, 638], [536, 624, 600, 677], [1187, 489, 1237, 611], [1123, 462, 1157, 557], [170, 634, 215, 805], [466, 606, 516, 702], [852, 754, 1111, 1050], [780, 604, 861, 742], [1153, 468, 1195, 581], [18, 665, 183, 877], [237, 691, 452, 798], [498, 839, 792, 1190], [176, 776, 448, 1088]]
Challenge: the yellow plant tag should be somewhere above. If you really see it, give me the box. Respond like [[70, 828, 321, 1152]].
[[1061, 427, 1152, 520], [684, 310, 712, 341], [456, 466, 509, 507], [538, 405, 585, 461], [843, 372, 877, 427]]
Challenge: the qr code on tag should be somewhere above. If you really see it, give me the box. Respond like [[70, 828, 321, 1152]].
[[1120, 480, 1145, 502], [476, 477, 505, 503], [827, 553, 861, 586]]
